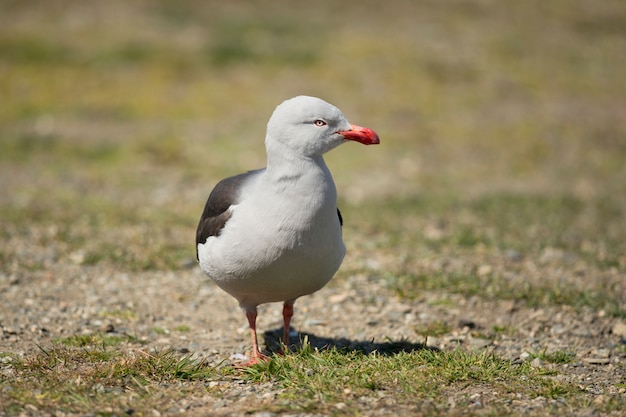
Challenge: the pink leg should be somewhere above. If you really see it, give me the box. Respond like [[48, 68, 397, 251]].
[[282, 301, 294, 349], [242, 309, 267, 366]]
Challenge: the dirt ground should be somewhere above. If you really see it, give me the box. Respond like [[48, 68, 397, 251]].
[[1, 1, 626, 415], [2, 259, 625, 415]]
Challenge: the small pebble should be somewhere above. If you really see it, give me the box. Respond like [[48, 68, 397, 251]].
[[468, 337, 492, 349], [477, 265, 493, 277], [591, 348, 611, 359], [252, 412, 276, 417], [611, 321, 626, 337], [504, 250, 523, 262], [584, 357, 610, 365]]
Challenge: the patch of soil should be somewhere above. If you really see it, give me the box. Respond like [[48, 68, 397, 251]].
[[1, 263, 625, 415]]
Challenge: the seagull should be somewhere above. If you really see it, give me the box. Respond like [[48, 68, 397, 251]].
[[196, 96, 380, 365]]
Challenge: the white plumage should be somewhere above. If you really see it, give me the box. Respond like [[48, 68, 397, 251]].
[[196, 96, 379, 365]]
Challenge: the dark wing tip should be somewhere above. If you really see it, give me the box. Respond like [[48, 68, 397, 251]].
[[195, 169, 262, 260], [196, 211, 233, 260]]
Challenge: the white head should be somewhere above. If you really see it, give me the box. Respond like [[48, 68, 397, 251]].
[[265, 96, 379, 157]]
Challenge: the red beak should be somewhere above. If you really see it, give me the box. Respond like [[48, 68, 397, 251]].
[[338, 124, 380, 145]]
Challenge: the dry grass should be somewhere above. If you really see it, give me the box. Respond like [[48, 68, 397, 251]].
[[1, 0, 625, 415]]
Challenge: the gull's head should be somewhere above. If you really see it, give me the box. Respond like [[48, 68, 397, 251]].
[[266, 96, 380, 157]]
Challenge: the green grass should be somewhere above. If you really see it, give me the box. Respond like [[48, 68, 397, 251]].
[[389, 270, 625, 317], [174, 325, 191, 333], [1, 0, 625, 415], [414, 321, 452, 338], [1, 345, 216, 415], [341, 194, 625, 317], [241, 343, 591, 415], [1, 340, 607, 416], [529, 349, 576, 365], [52, 333, 139, 348], [351, 194, 624, 266]]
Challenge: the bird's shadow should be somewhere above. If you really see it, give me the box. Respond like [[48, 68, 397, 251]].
[[262, 327, 436, 356]]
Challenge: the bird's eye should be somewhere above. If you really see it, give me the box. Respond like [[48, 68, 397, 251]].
[[314, 119, 327, 127]]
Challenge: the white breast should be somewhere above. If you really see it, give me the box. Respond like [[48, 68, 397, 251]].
[[197, 159, 345, 310]]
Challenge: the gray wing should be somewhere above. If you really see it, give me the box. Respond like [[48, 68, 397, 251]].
[[195, 169, 262, 260]]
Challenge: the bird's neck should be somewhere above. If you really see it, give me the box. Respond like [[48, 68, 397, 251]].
[[265, 142, 330, 182], [263, 144, 336, 209]]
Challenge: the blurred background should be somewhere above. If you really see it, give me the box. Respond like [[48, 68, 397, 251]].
[[1, 0, 624, 285]]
